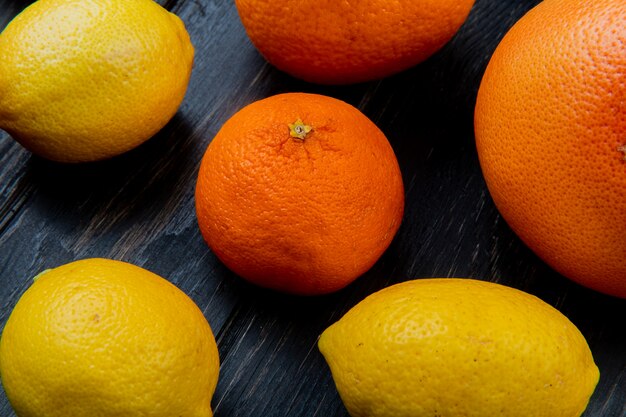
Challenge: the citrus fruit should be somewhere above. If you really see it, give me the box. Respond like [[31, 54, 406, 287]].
[[0, 258, 220, 417], [318, 278, 599, 417], [0, 0, 194, 163], [234, 0, 475, 84], [195, 93, 404, 295], [474, 0, 626, 298]]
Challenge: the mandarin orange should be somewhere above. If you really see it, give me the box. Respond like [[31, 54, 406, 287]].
[[235, 0, 475, 84], [475, 0, 626, 298], [195, 93, 404, 295]]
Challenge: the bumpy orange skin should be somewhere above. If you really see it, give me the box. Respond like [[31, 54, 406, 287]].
[[235, 0, 475, 84], [475, 0, 626, 298], [195, 93, 404, 295]]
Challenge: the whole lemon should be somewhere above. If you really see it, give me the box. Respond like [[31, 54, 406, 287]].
[[0, 258, 219, 417], [318, 279, 599, 417], [0, 0, 194, 163]]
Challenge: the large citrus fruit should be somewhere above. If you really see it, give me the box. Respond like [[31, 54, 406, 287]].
[[474, 0, 626, 298], [0, 258, 220, 417], [235, 0, 475, 84], [319, 278, 599, 417], [195, 93, 404, 295], [0, 0, 194, 162]]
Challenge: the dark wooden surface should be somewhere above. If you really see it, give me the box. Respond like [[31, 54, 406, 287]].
[[0, 0, 624, 416]]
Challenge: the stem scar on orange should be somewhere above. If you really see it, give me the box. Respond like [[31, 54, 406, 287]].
[[475, 0, 626, 298], [195, 93, 404, 295]]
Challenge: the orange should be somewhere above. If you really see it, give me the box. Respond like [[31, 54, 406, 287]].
[[234, 0, 475, 84], [0, 0, 194, 162], [195, 93, 404, 295], [475, 0, 626, 298]]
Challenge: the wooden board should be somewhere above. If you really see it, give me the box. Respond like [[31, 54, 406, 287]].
[[0, 0, 624, 416]]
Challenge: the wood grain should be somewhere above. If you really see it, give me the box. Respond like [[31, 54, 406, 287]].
[[0, 0, 624, 416]]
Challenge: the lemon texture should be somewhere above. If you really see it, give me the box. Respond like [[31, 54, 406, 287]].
[[318, 278, 599, 417], [0, 258, 219, 417], [0, 0, 194, 162]]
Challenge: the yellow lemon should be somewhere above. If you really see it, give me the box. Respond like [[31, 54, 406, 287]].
[[0, 0, 194, 163], [0, 258, 219, 417], [318, 278, 599, 417]]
